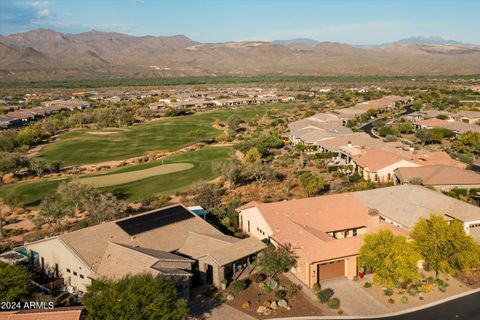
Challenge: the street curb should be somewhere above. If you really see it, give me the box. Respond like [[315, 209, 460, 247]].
[[269, 288, 480, 320]]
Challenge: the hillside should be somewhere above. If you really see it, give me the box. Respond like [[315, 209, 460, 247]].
[[1, 29, 480, 82]]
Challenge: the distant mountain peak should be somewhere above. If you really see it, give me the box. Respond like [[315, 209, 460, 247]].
[[272, 38, 320, 46], [358, 36, 477, 48]]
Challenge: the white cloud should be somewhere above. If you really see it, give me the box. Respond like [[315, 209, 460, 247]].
[[30, 1, 50, 8], [37, 8, 49, 17]]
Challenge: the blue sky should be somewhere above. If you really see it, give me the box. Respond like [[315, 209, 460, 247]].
[[1, 0, 479, 44]]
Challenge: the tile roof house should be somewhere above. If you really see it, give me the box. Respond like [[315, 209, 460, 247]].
[[25, 205, 265, 295], [354, 185, 480, 241], [349, 146, 465, 183], [238, 185, 480, 287], [237, 193, 406, 287], [288, 114, 353, 151], [394, 165, 480, 191], [415, 118, 480, 134]]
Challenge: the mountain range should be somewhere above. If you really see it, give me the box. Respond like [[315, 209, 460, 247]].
[[1, 29, 480, 82]]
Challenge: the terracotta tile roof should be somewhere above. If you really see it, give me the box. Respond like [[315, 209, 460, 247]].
[[352, 148, 409, 172], [240, 193, 405, 263], [355, 185, 480, 228], [417, 119, 480, 133], [395, 165, 480, 186], [0, 307, 83, 320], [352, 147, 465, 172]]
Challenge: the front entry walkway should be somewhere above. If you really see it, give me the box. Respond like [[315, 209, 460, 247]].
[[321, 277, 390, 316]]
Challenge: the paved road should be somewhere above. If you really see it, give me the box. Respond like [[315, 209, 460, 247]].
[[376, 291, 480, 320], [359, 105, 417, 138], [275, 291, 480, 320]]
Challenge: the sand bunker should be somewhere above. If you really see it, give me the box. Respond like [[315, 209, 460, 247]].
[[81, 163, 194, 188]]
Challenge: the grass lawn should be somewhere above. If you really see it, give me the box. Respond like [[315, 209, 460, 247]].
[[39, 103, 293, 166], [0, 146, 233, 207]]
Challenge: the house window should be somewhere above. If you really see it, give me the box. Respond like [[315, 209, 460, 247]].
[[80, 274, 84, 279], [248, 220, 250, 233], [66, 268, 71, 273], [73, 271, 78, 276], [353, 229, 358, 236]]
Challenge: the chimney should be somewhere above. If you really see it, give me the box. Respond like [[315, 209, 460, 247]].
[[411, 150, 418, 161], [347, 141, 352, 147], [367, 208, 380, 230]]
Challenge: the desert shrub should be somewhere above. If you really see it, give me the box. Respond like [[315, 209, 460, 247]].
[[364, 282, 373, 288], [312, 282, 321, 292], [438, 281, 448, 293], [384, 288, 394, 296], [353, 275, 359, 281], [262, 300, 271, 307], [401, 296, 409, 304], [250, 273, 266, 283], [388, 298, 395, 304], [242, 301, 250, 309], [265, 279, 278, 290], [317, 288, 334, 303], [408, 285, 419, 296], [216, 292, 228, 302], [260, 284, 273, 295], [421, 284, 432, 294], [285, 284, 301, 296], [327, 297, 340, 309], [275, 290, 286, 300], [427, 276, 435, 285], [230, 280, 247, 294]]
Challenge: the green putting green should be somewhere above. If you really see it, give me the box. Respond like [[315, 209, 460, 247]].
[[80, 163, 194, 187]]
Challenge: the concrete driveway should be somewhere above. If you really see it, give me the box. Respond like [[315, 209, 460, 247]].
[[321, 277, 390, 316]]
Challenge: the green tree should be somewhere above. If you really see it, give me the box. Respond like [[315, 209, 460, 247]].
[[378, 126, 397, 137], [29, 158, 52, 177], [82, 273, 188, 320], [359, 230, 420, 289], [398, 123, 414, 134], [227, 115, 243, 132], [0, 262, 31, 301], [39, 197, 68, 230], [412, 214, 480, 278], [298, 172, 324, 196], [255, 244, 298, 279], [243, 147, 261, 163], [189, 129, 207, 142]]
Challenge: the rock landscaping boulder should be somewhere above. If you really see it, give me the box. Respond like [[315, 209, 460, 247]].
[[264, 308, 272, 316], [278, 299, 288, 308], [226, 293, 235, 301], [256, 306, 266, 314], [270, 301, 278, 310]]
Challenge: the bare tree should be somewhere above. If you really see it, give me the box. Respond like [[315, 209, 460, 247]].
[[57, 177, 96, 214]]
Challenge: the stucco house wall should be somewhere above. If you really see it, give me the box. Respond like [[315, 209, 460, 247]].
[[26, 238, 92, 292], [239, 207, 273, 240]]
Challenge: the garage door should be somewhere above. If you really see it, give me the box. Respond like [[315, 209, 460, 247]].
[[319, 260, 345, 281]]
